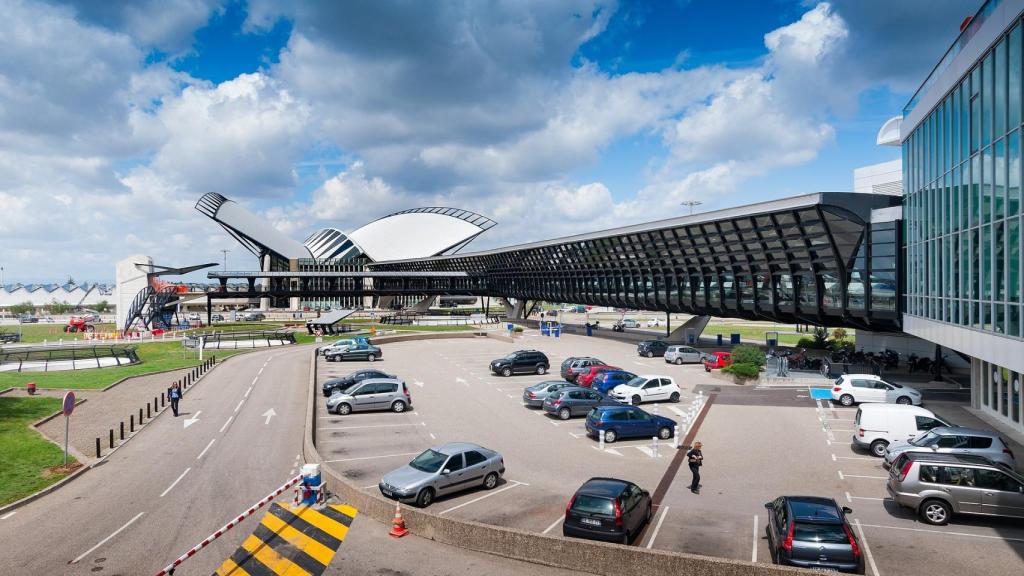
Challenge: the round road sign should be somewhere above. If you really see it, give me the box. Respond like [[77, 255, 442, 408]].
[[62, 391, 76, 417]]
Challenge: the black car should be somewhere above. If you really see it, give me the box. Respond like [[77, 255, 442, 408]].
[[764, 496, 864, 574], [636, 340, 669, 358], [322, 369, 394, 397], [490, 350, 550, 376], [563, 477, 651, 544], [18, 314, 38, 324], [210, 313, 224, 322]]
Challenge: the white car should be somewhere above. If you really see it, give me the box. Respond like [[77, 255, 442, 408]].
[[646, 318, 660, 327], [609, 375, 681, 405], [831, 374, 922, 407], [318, 338, 358, 355], [664, 345, 703, 365]]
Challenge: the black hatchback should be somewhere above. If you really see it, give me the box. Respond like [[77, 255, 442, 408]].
[[636, 340, 669, 357], [563, 477, 651, 544], [764, 496, 864, 574], [322, 369, 394, 396]]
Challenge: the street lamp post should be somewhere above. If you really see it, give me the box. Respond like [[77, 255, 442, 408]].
[[220, 249, 230, 271], [680, 200, 702, 215]]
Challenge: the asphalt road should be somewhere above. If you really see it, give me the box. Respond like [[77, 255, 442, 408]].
[[0, 346, 310, 576]]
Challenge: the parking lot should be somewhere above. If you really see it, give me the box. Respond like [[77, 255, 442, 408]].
[[315, 329, 1024, 575]]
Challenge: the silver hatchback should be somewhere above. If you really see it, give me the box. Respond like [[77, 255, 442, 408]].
[[883, 426, 1016, 470], [664, 345, 703, 365], [379, 442, 505, 507], [325, 378, 411, 415]]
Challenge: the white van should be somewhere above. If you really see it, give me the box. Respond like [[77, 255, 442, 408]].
[[853, 404, 952, 457]]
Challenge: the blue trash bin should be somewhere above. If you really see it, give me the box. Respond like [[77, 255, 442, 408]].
[[716, 334, 723, 346], [731, 333, 741, 344], [554, 326, 561, 338], [540, 324, 550, 336], [586, 324, 593, 337], [766, 338, 778, 348], [687, 333, 696, 345]]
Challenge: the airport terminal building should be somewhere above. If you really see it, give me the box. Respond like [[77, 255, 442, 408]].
[[900, 0, 1024, 434]]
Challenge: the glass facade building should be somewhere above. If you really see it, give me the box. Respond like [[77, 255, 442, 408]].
[[902, 0, 1024, 434]]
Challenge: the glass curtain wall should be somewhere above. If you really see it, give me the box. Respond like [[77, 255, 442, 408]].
[[904, 21, 1024, 339]]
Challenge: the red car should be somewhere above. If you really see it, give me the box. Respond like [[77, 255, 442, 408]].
[[703, 351, 732, 372], [576, 365, 621, 387]]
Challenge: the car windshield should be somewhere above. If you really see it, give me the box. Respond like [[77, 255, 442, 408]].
[[623, 377, 645, 388], [911, 431, 940, 447], [886, 381, 904, 389], [793, 522, 849, 544], [573, 495, 614, 515], [503, 353, 517, 360], [409, 449, 449, 473]]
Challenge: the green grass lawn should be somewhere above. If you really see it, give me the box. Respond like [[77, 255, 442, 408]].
[[702, 324, 808, 347], [0, 396, 73, 506], [0, 341, 250, 390]]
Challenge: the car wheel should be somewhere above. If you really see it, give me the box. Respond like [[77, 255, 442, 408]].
[[337, 403, 352, 415], [919, 499, 952, 525], [658, 426, 672, 440], [483, 472, 498, 490], [392, 400, 407, 413], [669, 392, 680, 403], [502, 367, 512, 377], [646, 351, 654, 358], [416, 488, 435, 508], [558, 407, 571, 420], [870, 439, 888, 457], [896, 396, 912, 405], [536, 365, 546, 375], [704, 365, 711, 372], [674, 358, 683, 365], [603, 429, 617, 443], [368, 354, 377, 362], [839, 394, 855, 407], [631, 395, 641, 406], [621, 531, 631, 545]]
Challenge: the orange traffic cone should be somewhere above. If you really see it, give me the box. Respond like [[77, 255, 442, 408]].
[[389, 501, 408, 538]]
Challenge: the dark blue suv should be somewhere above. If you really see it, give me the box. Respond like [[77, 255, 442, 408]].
[[585, 405, 676, 443], [591, 370, 636, 395]]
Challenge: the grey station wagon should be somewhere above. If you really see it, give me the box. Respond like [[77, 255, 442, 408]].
[[325, 378, 410, 415], [379, 442, 505, 507]]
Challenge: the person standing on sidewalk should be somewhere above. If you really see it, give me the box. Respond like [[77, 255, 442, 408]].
[[167, 382, 182, 417], [687, 441, 703, 494]]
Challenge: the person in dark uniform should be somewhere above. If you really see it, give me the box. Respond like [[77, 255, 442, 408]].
[[167, 382, 182, 417], [687, 441, 703, 494]]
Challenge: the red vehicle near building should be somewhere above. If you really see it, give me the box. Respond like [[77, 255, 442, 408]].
[[703, 351, 732, 372]]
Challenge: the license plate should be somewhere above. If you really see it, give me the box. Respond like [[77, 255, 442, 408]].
[[580, 518, 601, 526], [382, 489, 393, 497]]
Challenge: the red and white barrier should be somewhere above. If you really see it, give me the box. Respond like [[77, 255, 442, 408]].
[[154, 474, 302, 576]]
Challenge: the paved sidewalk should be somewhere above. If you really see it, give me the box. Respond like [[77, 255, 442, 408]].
[[34, 366, 199, 464]]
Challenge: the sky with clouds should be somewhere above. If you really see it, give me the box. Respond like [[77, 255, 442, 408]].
[[0, 0, 978, 283]]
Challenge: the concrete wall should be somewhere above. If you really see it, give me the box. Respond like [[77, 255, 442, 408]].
[[301, 342, 802, 576]]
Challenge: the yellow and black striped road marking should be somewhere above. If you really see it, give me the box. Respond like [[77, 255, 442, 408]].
[[214, 502, 358, 576]]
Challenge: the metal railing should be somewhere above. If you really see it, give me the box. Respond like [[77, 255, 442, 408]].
[[182, 330, 296, 349], [0, 344, 139, 372]]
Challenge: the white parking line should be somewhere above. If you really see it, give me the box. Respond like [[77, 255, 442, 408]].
[[196, 438, 216, 460], [751, 514, 759, 562], [507, 394, 517, 399], [429, 433, 436, 440], [835, 455, 876, 461], [644, 505, 670, 549], [850, 495, 886, 501], [838, 470, 844, 480], [632, 361, 647, 367], [549, 421, 559, 427], [219, 416, 233, 433], [542, 515, 564, 535], [70, 512, 145, 564], [160, 468, 191, 497], [0, 511, 16, 520], [320, 423, 426, 430], [245, 385, 253, 398], [591, 446, 623, 456], [843, 474, 888, 480], [857, 522, 1024, 542], [439, 481, 524, 515], [324, 452, 421, 463], [853, 519, 881, 576]]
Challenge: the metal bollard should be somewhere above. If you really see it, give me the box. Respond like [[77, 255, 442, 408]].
[[96, 437, 101, 459], [120, 421, 125, 440], [139, 407, 143, 423], [109, 429, 114, 449], [130, 414, 135, 432], [599, 429, 605, 451], [651, 436, 658, 458], [161, 392, 165, 407], [673, 425, 680, 449], [147, 403, 151, 419], [153, 397, 158, 413]]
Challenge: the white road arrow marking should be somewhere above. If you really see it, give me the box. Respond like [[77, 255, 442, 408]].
[[414, 380, 424, 388], [455, 377, 467, 384], [262, 408, 277, 425], [183, 410, 201, 429]]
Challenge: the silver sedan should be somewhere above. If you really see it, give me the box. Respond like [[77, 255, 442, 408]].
[[379, 442, 505, 507]]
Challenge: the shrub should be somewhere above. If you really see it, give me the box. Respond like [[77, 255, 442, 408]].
[[723, 362, 761, 379], [730, 345, 765, 367], [512, 326, 524, 333]]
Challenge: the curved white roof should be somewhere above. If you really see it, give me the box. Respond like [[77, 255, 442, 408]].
[[348, 208, 495, 262], [196, 193, 310, 259]]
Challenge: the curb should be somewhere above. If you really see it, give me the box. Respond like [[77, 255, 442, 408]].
[[0, 354, 239, 517]]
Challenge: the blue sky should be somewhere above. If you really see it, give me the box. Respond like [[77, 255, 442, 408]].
[[0, 0, 977, 282]]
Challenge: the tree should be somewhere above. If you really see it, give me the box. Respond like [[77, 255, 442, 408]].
[[8, 301, 34, 315], [94, 300, 111, 313], [812, 326, 829, 348], [47, 300, 73, 315]]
